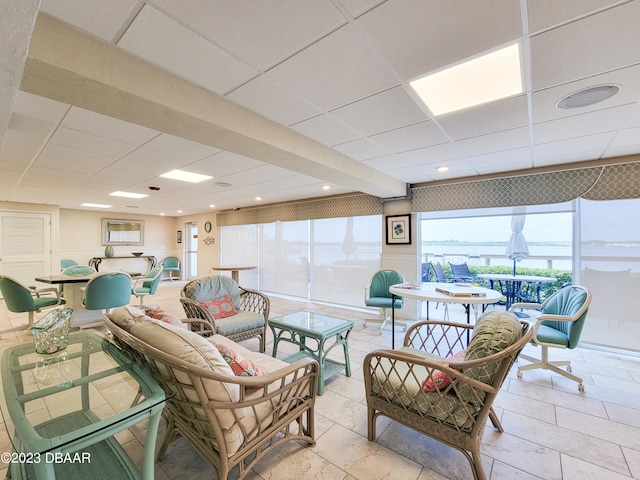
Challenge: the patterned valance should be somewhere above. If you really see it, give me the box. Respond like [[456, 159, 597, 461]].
[[412, 159, 640, 212], [217, 193, 382, 226]]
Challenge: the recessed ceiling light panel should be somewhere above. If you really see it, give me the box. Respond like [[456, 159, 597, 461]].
[[557, 85, 620, 109], [81, 203, 112, 208], [110, 191, 148, 199], [160, 169, 213, 183], [410, 43, 523, 116]]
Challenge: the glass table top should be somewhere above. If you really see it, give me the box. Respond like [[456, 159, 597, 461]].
[[269, 311, 354, 336]]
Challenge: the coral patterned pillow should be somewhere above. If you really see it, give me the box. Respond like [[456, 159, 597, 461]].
[[199, 296, 238, 319], [422, 350, 466, 392], [211, 342, 268, 377], [144, 309, 186, 329]]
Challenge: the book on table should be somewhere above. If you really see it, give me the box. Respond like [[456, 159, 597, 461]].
[[436, 286, 487, 297]]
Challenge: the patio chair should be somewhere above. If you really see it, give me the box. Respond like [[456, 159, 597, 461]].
[[364, 270, 407, 333], [364, 311, 533, 480], [432, 263, 449, 282], [0, 275, 65, 327], [180, 275, 270, 352], [421, 262, 433, 282], [448, 262, 474, 283], [511, 285, 591, 391]]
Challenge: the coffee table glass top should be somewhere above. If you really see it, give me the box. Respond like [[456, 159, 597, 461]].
[[269, 311, 353, 335]]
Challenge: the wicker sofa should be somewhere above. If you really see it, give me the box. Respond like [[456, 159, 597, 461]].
[[103, 306, 318, 480], [364, 311, 533, 480], [180, 275, 270, 352]]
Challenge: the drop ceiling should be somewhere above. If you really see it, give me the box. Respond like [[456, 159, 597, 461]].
[[1, 0, 639, 216]]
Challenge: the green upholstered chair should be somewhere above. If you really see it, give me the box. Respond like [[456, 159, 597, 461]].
[[161, 256, 180, 281], [132, 266, 163, 307], [60, 265, 96, 298], [180, 275, 270, 352], [511, 284, 591, 391], [60, 259, 78, 270], [364, 270, 406, 333], [0, 275, 65, 327], [82, 272, 132, 312]]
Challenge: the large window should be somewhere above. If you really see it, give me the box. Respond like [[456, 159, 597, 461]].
[[220, 215, 381, 307], [578, 198, 640, 351]]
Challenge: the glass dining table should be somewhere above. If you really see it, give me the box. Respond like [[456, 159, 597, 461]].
[[1, 331, 167, 480]]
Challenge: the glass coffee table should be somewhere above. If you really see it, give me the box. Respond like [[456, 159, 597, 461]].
[[1, 331, 167, 480], [269, 311, 353, 395]]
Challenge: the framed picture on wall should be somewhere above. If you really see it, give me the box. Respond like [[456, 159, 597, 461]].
[[386, 214, 411, 245]]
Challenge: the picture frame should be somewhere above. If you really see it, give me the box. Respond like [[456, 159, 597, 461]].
[[177, 230, 182, 244], [386, 214, 411, 245]]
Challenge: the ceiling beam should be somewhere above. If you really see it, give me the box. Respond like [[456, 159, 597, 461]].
[[20, 13, 407, 199]]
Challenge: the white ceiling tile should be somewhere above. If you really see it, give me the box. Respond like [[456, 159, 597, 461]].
[[48, 127, 134, 157], [189, 151, 264, 179], [40, 0, 139, 41], [330, 86, 428, 136], [61, 107, 159, 145], [291, 114, 361, 146], [13, 91, 68, 123], [530, 2, 640, 90], [266, 25, 397, 111], [533, 133, 615, 161], [151, 0, 346, 69], [369, 121, 449, 153], [533, 104, 635, 144], [531, 64, 640, 125], [456, 127, 531, 157], [143, 134, 221, 160], [8, 115, 55, 140], [527, 0, 622, 33], [437, 95, 529, 141], [226, 76, 322, 126], [534, 149, 608, 168], [356, 0, 522, 80], [39, 143, 115, 166], [467, 147, 533, 171], [118, 5, 256, 94], [333, 138, 387, 161]]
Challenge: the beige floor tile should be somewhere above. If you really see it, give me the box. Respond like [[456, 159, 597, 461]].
[[313, 423, 423, 480], [560, 453, 634, 480]]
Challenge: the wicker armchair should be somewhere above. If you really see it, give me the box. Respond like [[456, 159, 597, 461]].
[[180, 275, 270, 352], [364, 311, 533, 480], [104, 310, 318, 480]]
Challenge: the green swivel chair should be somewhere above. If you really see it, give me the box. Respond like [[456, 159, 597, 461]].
[[161, 256, 180, 281], [82, 272, 132, 312], [132, 266, 163, 307], [511, 285, 591, 391], [60, 265, 96, 298], [364, 270, 406, 334], [0, 275, 65, 327]]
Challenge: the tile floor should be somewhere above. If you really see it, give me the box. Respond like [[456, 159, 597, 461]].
[[1, 280, 640, 480]]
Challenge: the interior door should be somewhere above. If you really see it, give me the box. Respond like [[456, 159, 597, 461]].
[[186, 222, 198, 280], [0, 212, 52, 286]]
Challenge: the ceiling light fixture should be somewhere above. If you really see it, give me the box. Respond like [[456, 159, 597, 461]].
[[410, 43, 523, 116], [160, 169, 213, 183], [322, 185, 331, 190], [214, 182, 233, 188], [557, 85, 620, 109], [209, 204, 216, 208], [436, 166, 450, 172], [110, 191, 148, 199], [81, 203, 112, 208], [255, 196, 262, 201]]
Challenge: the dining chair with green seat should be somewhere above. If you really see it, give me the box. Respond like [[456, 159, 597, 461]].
[[82, 272, 132, 313], [161, 256, 180, 281], [60, 265, 96, 298], [364, 270, 407, 334], [60, 259, 78, 270], [0, 275, 65, 328], [510, 284, 591, 391], [131, 266, 163, 307]]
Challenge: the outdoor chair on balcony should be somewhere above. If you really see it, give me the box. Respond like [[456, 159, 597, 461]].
[[432, 263, 449, 283], [512, 285, 591, 391], [364, 311, 533, 480], [448, 262, 475, 283]]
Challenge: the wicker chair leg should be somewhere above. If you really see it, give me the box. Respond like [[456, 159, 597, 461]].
[[367, 407, 377, 441], [470, 448, 487, 480], [156, 416, 180, 461], [488, 406, 504, 432]]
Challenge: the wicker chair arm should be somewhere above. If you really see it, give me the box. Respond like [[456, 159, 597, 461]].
[[179, 297, 217, 332], [180, 318, 215, 336], [239, 287, 270, 319]]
